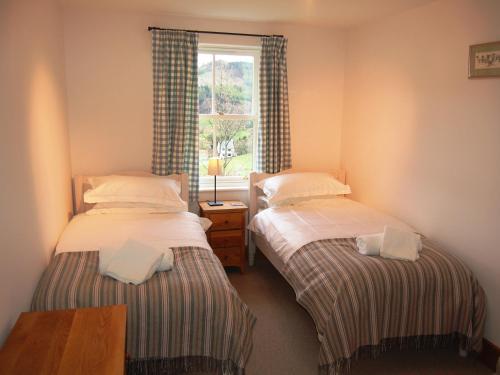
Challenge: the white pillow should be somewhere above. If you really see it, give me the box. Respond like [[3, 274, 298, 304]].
[[88, 174, 181, 193], [84, 175, 186, 210], [86, 202, 187, 215], [255, 172, 351, 206]]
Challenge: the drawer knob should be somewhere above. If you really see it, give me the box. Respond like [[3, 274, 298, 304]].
[[224, 220, 229, 224]]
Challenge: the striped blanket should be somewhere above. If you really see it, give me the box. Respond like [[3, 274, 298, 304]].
[[282, 238, 486, 375], [31, 247, 256, 375]]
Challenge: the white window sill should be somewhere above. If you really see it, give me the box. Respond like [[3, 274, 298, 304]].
[[199, 176, 249, 192], [199, 185, 249, 192]]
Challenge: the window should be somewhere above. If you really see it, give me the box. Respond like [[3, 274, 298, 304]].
[[198, 44, 260, 189]]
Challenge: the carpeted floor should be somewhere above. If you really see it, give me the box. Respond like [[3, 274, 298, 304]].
[[227, 251, 492, 375]]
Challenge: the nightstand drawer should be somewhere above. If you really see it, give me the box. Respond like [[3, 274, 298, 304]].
[[208, 213, 243, 231], [214, 247, 241, 266], [209, 230, 243, 248]]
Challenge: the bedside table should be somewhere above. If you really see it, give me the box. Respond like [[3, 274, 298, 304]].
[[0, 305, 127, 375], [199, 200, 248, 273]]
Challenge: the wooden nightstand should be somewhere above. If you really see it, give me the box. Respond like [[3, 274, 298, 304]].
[[0, 305, 127, 375], [199, 200, 248, 273]]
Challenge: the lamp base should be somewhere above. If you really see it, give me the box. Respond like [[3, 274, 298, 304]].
[[207, 201, 224, 206]]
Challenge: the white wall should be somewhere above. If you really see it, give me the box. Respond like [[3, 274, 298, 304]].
[[342, 0, 500, 345], [0, 0, 73, 343], [2, 0, 497, 350], [62, 8, 346, 184]]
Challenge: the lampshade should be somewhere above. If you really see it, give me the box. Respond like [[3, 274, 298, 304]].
[[207, 158, 223, 176]]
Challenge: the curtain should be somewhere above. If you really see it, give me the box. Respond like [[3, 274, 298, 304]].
[[151, 29, 199, 204], [257, 36, 292, 173]]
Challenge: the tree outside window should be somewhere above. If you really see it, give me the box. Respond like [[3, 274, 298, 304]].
[[198, 48, 259, 180]]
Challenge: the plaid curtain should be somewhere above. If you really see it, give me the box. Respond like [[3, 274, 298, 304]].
[[151, 29, 199, 204], [257, 36, 292, 173]]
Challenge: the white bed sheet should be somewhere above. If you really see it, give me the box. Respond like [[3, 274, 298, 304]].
[[56, 212, 210, 255], [248, 197, 415, 263]]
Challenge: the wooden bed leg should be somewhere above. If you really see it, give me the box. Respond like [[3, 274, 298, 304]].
[[459, 348, 468, 358], [248, 238, 256, 266]]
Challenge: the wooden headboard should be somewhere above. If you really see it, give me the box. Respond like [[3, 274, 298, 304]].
[[73, 172, 189, 215], [248, 169, 347, 221]]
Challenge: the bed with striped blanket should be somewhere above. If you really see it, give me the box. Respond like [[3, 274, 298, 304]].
[[31, 246, 256, 375], [282, 237, 486, 375]]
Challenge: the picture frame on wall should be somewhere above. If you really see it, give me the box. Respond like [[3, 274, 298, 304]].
[[468, 40, 500, 78]]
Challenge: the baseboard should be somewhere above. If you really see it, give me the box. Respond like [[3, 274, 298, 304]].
[[479, 338, 500, 372]]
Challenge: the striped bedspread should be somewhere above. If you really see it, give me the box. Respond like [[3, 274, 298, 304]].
[[31, 247, 256, 375], [282, 238, 486, 375]]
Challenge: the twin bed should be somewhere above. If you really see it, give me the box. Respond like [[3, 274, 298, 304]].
[[247, 170, 486, 374], [31, 173, 256, 375], [30, 170, 486, 375]]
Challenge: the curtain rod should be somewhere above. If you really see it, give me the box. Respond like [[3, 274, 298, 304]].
[[147, 26, 283, 38]]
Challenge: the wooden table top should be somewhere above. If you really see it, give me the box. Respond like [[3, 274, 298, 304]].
[[0, 305, 127, 375], [199, 200, 248, 213]]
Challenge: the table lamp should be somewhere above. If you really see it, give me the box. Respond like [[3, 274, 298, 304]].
[[207, 158, 223, 206]]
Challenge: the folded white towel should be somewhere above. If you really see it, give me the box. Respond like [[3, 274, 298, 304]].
[[356, 231, 422, 257], [155, 245, 174, 272], [356, 233, 384, 256], [380, 226, 422, 262], [101, 239, 164, 285], [100, 239, 174, 274], [99, 246, 120, 273]]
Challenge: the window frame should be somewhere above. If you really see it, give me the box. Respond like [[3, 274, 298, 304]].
[[198, 43, 261, 191]]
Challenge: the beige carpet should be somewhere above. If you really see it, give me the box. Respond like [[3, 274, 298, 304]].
[[227, 251, 492, 375]]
